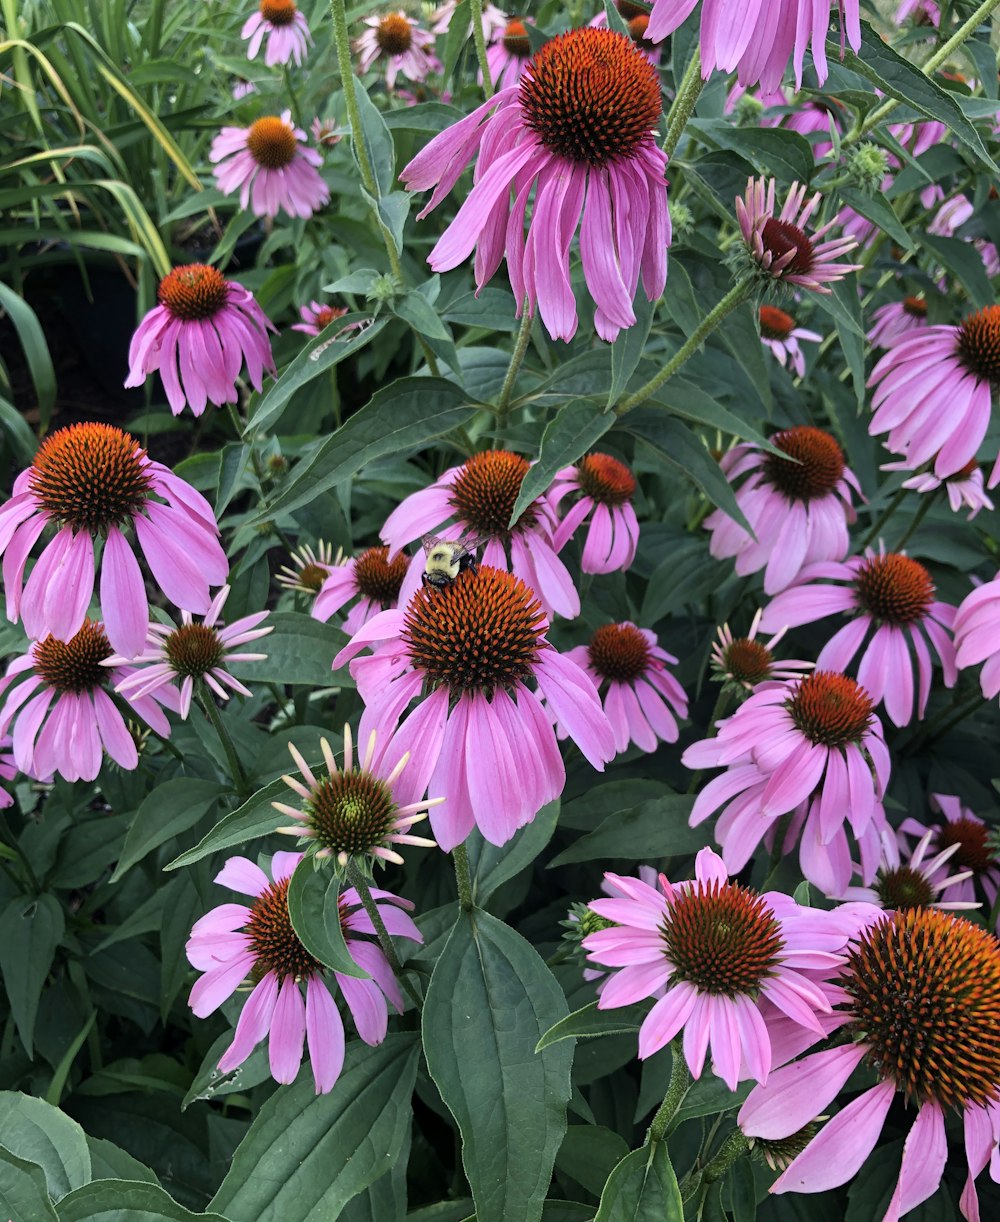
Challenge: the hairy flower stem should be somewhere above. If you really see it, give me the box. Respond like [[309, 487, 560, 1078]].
[[615, 279, 755, 415], [495, 306, 533, 424], [662, 46, 704, 163], [453, 841, 474, 912], [199, 690, 251, 800], [701, 1130, 750, 1182], [346, 859, 424, 1009], [469, 0, 495, 100], [646, 1041, 691, 1142]]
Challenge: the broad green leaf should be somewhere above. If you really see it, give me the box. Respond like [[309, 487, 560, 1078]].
[[647, 382, 771, 448], [0, 282, 56, 424], [810, 275, 863, 337], [164, 778, 291, 870], [920, 233, 995, 311], [181, 1034, 272, 1110], [210, 1034, 420, 1222], [602, 0, 631, 36], [0, 1145, 58, 1221], [228, 612, 341, 686], [686, 121, 815, 185], [86, 1138, 158, 1186], [286, 867, 369, 979], [509, 403, 614, 526], [729, 1157, 757, 1222], [0, 894, 65, 1057], [0, 1093, 90, 1200], [556, 1125, 631, 1199], [838, 187, 914, 253], [536, 1001, 650, 1052], [825, 278, 865, 408], [443, 287, 520, 333], [593, 1143, 683, 1221], [353, 84, 396, 197], [383, 102, 464, 135], [422, 910, 573, 1222], [717, 302, 772, 412], [547, 794, 702, 867], [466, 801, 560, 905], [55, 1178, 231, 1221], [215, 443, 250, 518], [112, 779, 225, 882], [373, 191, 411, 258], [339, 1118, 410, 1222], [253, 378, 480, 524]]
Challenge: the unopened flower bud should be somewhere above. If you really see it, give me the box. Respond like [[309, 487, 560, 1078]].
[[847, 142, 889, 195]]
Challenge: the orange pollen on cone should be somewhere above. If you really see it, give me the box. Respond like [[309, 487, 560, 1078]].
[[853, 552, 934, 626], [448, 449, 537, 538], [376, 13, 413, 55], [722, 638, 773, 685], [576, 452, 636, 506], [158, 263, 229, 321], [165, 623, 224, 678], [33, 621, 112, 693], [353, 545, 409, 605], [314, 306, 348, 330], [936, 817, 994, 874], [260, 0, 297, 24], [758, 304, 795, 340], [956, 305, 1000, 385], [661, 880, 783, 995], [587, 623, 651, 683], [762, 426, 845, 503], [787, 671, 873, 749], [903, 295, 927, 318], [246, 116, 299, 169], [760, 217, 815, 276], [245, 876, 326, 982], [843, 908, 1000, 1111], [519, 27, 661, 167], [29, 422, 153, 533], [502, 19, 531, 56]]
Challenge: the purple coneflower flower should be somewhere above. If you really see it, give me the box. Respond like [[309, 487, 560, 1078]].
[[312, 546, 411, 635], [550, 453, 639, 575], [0, 423, 227, 658], [186, 852, 421, 1094], [837, 825, 980, 914], [758, 305, 822, 376], [241, 0, 312, 66], [705, 426, 862, 595], [867, 296, 929, 349], [898, 794, 1000, 923], [563, 623, 688, 753], [354, 12, 440, 87], [0, 737, 16, 808], [954, 572, 1000, 699], [885, 457, 994, 520], [583, 848, 853, 1088], [868, 305, 1000, 486], [125, 263, 276, 417], [291, 300, 349, 336], [485, 17, 534, 88], [710, 610, 813, 694], [400, 27, 669, 343], [896, 0, 941, 24], [334, 565, 615, 850], [431, 0, 507, 39], [0, 620, 178, 782], [276, 541, 341, 598], [760, 549, 957, 727], [210, 111, 329, 219], [108, 585, 272, 719]]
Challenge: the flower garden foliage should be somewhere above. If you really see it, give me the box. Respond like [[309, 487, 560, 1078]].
[[3, 0, 1000, 1218]]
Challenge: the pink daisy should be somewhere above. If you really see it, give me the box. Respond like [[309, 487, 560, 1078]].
[[886, 458, 994, 521], [400, 27, 669, 343], [897, 794, 1000, 923], [125, 263, 276, 417], [210, 111, 329, 219], [381, 449, 580, 620], [955, 572, 1000, 699], [563, 622, 688, 753], [312, 545, 411, 636], [758, 304, 822, 377], [333, 564, 616, 850], [0, 620, 179, 783], [645, 0, 860, 93], [582, 848, 853, 1088], [107, 585, 272, 720], [431, 0, 507, 39], [186, 852, 421, 1094], [710, 610, 813, 694], [705, 426, 862, 595], [772, 98, 842, 160], [241, 0, 312, 67], [549, 453, 640, 575], [739, 908, 1000, 1222], [867, 305, 1000, 485], [867, 296, 929, 349], [0, 422, 228, 659], [354, 12, 441, 88], [291, 300, 348, 336], [0, 737, 16, 808], [736, 176, 862, 292], [836, 825, 981, 914], [759, 549, 958, 727], [485, 18, 534, 89]]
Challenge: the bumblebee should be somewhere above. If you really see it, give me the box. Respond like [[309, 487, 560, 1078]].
[[421, 534, 480, 589]]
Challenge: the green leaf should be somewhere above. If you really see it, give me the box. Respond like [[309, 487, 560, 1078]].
[[228, 612, 341, 686], [383, 102, 465, 134], [647, 381, 771, 448], [825, 278, 865, 408], [602, 0, 632, 37], [0, 1093, 90, 1200], [509, 403, 614, 526], [838, 187, 913, 253], [0, 894, 64, 1057], [363, 189, 411, 257], [246, 315, 387, 434], [593, 1143, 683, 1221], [215, 443, 250, 518], [920, 233, 995, 311], [85, 1138, 158, 1186], [466, 801, 561, 905], [286, 867, 369, 979], [547, 794, 702, 867], [536, 1001, 650, 1052], [0, 1145, 58, 1222], [254, 378, 480, 524], [112, 779, 225, 882], [423, 910, 573, 1222], [164, 778, 291, 870], [55, 1178, 232, 1220], [686, 121, 815, 185], [443, 288, 520, 333], [393, 290, 453, 343], [717, 302, 772, 411], [353, 85, 396, 197], [0, 281, 56, 427], [556, 1126, 631, 1199], [210, 1034, 420, 1222]]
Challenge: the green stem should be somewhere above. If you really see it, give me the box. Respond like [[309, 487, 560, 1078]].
[[453, 840, 474, 912], [662, 46, 704, 163], [282, 64, 304, 130], [495, 306, 533, 424], [615, 279, 755, 415], [469, 0, 494, 100], [894, 486, 940, 551], [906, 688, 984, 752], [199, 690, 251, 800], [700, 1130, 750, 1183], [860, 486, 908, 549], [646, 1041, 691, 1143], [346, 859, 424, 1009]]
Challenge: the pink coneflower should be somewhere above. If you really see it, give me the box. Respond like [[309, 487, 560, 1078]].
[[898, 794, 1000, 921], [683, 672, 890, 891], [867, 296, 929, 349], [886, 457, 994, 520], [565, 865, 662, 990], [738, 908, 1000, 1222], [757, 305, 822, 376], [0, 422, 228, 658], [186, 852, 421, 1094], [0, 737, 16, 808], [0, 620, 178, 783], [705, 426, 862, 595], [837, 826, 980, 913], [646, 0, 861, 92], [107, 585, 272, 719], [889, 117, 946, 159], [232, 78, 258, 100], [400, 27, 669, 343], [272, 727, 438, 870], [210, 111, 329, 219], [736, 177, 862, 292], [927, 190, 973, 238], [125, 263, 276, 417], [312, 546, 410, 635], [550, 453, 639, 575], [241, 0, 312, 66], [955, 572, 1000, 699], [291, 300, 349, 336], [276, 540, 341, 597], [563, 623, 688, 753], [896, 0, 941, 27], [773, 790, 891, 899], [431, 0, 506, 39], [354, 12, 441, 88], [710, 610, 813, 694], [583, 849, 852, 1088], [381, 449, 580, 619], [760, 549, 957, 727], [485, 18, 534, 89], [333, 565, 615, 850], [868, 305, 1000, 486]]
